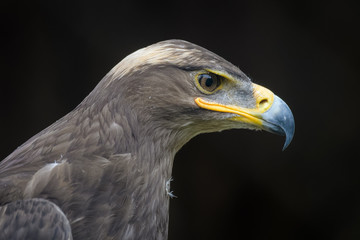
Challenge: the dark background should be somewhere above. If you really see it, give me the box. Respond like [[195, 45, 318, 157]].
[[1, 0, 359, 239]]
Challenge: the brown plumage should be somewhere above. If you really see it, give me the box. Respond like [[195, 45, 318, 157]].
[[0, 40, 294, 239]]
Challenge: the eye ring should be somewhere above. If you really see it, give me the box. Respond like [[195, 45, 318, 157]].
[[195, 72, 222, 94]]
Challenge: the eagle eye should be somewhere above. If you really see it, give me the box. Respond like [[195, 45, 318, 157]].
[[196, 73, 222, 94]]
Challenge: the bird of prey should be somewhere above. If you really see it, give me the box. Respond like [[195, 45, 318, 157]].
[[0, 40, 294, 240]]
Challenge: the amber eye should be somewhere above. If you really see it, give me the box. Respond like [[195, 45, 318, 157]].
[[196, 73, 222, 94]]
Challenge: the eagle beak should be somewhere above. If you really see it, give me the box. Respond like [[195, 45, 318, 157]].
[[260, 94, 295, 150], [195, 84, 295, 150]]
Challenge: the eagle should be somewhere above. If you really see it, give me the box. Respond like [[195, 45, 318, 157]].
[[0, 40, 294, 240]]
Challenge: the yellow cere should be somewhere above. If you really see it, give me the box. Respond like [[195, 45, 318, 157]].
[[252, 84, 274, 113]]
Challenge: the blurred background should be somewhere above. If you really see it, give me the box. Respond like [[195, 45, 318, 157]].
[[0, 0, 358, 239]]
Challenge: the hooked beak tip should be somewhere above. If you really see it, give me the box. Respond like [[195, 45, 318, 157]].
[[261, 95, 295, 151]]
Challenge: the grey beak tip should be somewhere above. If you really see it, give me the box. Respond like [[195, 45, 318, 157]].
[[262, 95, 295, 151], [282, 133, 294, 151]]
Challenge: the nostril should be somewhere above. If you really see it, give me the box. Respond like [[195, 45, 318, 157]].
[[259, 99, 269, 109]]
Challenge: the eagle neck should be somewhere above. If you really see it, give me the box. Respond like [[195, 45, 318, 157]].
[[113, 131, 175, 239], [108, 108, 178, 239]]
